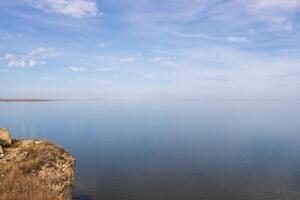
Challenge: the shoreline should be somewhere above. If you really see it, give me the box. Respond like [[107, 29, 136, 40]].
[[0, 98, 60, 102]]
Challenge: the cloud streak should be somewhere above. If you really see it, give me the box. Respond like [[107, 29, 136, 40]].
[[210, 0, 300, 31], [171, 30, 249, 43], [124, 0, 300, 32], [120, 54, 142, 63], [3, 48, 59, 67], [65, 66, 87, 72], [226, 36, 249, 43], [23, 0, 100, 17]]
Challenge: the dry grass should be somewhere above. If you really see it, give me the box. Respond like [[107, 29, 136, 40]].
[[0, 140, 66, 200], [0, 163, 61, 200]]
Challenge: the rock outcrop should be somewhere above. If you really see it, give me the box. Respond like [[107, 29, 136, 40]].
[[0, 128, 12, 146], [0, 129, 75, 200]]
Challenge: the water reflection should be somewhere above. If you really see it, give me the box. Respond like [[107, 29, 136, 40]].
[[1, 100, 300, 199], [73, 196, 94, 200]]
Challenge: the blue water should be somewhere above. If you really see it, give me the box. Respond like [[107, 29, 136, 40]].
[[1, 100, 300, 200]]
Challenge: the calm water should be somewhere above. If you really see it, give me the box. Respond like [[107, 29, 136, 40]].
[[1, 100, 300, 200]]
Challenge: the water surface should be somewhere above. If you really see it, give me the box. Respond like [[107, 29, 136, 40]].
[[1, 100, 300, 200]]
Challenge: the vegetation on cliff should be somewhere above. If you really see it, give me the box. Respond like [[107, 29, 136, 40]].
[[0, 138, 75, 200]]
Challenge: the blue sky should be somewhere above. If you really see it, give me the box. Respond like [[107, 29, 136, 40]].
[[0, 0, 300, 99]]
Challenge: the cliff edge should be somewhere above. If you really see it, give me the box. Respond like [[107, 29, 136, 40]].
[[0, 128, 75, 200]]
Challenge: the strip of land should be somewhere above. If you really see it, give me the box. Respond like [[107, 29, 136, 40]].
[[0, 98, 58, 102]]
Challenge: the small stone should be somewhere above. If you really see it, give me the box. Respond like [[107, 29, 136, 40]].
[[0, 128, 12, 146]]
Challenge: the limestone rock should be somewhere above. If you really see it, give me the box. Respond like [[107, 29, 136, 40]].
[[0, 128, 12, 146], [0, 146, 3, 155], [0, 139, 75, 200]]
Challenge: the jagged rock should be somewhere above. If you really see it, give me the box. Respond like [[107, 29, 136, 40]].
[[0, 139, 75, 200], [0, 128, 12, 146]]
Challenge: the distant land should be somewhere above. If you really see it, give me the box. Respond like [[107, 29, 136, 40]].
[[0, 98, 59, 102]]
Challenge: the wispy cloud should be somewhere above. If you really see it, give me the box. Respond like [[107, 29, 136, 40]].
[[170, 30, 218, 40], [65, 66, 87, 72], [0, 31, 23, 41], [120, 57, 135, 63], [226, 36, 249, 43], [210, 0, 300, 31], [96, 67, 117, 72], [148, 56, 175, 62], [124, 0, 300, 32], [3, 48, 59, 67], [23, 0, 100, 17], [120, 54, 142, 63], [124, 0, 211, 22], [171, 30, 249, 43]]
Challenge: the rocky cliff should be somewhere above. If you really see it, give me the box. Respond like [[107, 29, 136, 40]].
[[0, 128, 75, 200]]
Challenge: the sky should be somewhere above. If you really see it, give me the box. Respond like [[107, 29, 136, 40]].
[[0, 0, 300, 99]]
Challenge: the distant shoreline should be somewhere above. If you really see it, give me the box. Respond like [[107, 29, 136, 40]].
[[0, 98, 59, 102]]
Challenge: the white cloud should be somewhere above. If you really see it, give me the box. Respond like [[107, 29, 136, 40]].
[[65, 66, 87, 72], [226, 36, 249, 43], [3, 48, 59, 67], [24, 0, 100, 17]]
